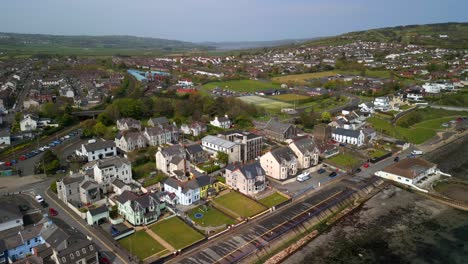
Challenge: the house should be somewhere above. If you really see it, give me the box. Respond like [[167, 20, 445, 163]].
[[422, 83, 443, 93], [155, 145, 188, 176], [76, 140, 117, 161], [115, 131, 147, 152], [163, 174, 218, 205], [115, 191, 166, 226], [201, 135, 241, 163], [86, 205, 109, 226], [0, 198, 23, 232], [373, 97, 390, 111], [217, 131, 263, 162], [263, 117, 297, 142], [260, 147, 298, 180], [144, 118, 179, 145], [306, 87, 330, 97], [225, 162, 266, 196], [331, 128, 365, 146], [358, 102, 375, 113], [185, 144, 208, 164], [148, 117, 169, 127], [56, 173, 101, 207], [20, 114, 38, 131], [52, 239, 98, 264], [90, 156, 132, 193], [315, 139, 340, 158], [180, 121, 207, 137], [112, 179, 140, 196], [375, 158, 450, 192], [0, 129, 10, 146], [313, 124, 332, 142], [210, 115, 232, 129], [23, 99, 40, 110], [289, 137, 319, 169], [0, 224, 45, 263], [116, 118, 141, 131]]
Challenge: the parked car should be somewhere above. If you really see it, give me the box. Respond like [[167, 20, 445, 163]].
[[363, 163, 370, 168], [317, 168, 326, 174], [407, 154, 415, 158], [394, 156, 400, 162], [11, 159, 17, 164], [339, 143, 346, 147], [411, 150, 423, 155], [49, 208, 58, 216], [355, 168, 362, 173], [41, 201, 49, 208], [35, 195, 44, 203], [19, 155, 27, 161], [329, 171, 338, 177]]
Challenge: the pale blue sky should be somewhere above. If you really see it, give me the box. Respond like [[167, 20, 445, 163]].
[[0, 0, 466, 42]]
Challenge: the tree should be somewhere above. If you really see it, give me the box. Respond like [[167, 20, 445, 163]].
[[216, 151, 229, 165], [36, 150, 60, 175], [321, 112, 332, 122]]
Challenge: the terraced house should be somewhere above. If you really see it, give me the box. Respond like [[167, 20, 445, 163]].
[[115, 131, 148, 152], [115, 191, 166, 226]]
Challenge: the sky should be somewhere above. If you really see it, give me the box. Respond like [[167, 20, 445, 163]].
[[0, 0, 467, 42]]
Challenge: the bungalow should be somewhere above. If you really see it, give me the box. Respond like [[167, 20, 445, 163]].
[[76, 140, 117, 162], [115, 131, 147, 152], [116, 118, 141, 131], [210, 115, 232, 129], [225, 162, 266, 196], [331, 128, 365, 146], [115, 191, 166, 226], [263, 117, 297, 142], [289, 137, 319, 169], [260, 147, 298, 180]]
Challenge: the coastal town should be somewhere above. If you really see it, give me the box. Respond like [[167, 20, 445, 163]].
[[0, 18, 467, 264]]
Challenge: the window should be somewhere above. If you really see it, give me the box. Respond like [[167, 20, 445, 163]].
[[70, 254, 74, 260], [76, 251, 80, 257], [82, 248, 86, 254], [62, 257, 67, 263]]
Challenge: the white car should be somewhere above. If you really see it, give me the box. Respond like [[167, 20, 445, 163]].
[[35, 195, 44, 203], [411, 150, 423, 155]]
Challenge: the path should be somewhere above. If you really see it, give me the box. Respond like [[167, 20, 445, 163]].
[[429, 104, 468, 112], [145, 228, 176, 252]]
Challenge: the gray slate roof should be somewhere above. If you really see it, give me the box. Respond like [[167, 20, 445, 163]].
[[332, 127, 361, 138], [270, 147, 297, 163], [264, 118, 292, 134], [84, 140, 115, 152], [291, 137, 317, 154]]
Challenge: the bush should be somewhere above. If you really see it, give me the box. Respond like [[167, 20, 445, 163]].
[[50, 181, 57, 193]]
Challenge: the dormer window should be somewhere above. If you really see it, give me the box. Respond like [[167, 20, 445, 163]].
[[70, 254, 74, 260]]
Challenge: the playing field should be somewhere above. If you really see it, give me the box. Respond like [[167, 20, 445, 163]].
[[188, 205, 236, 227], [269, 94, 312, 102], [238, 95, 292, 110], [202, 79, 281, 93], [259, 192, 290, 207], [150, 217, 205, 250], [272, 71, 337, 85], [214, 191, 267, 218], [119, 230, 167, 260]]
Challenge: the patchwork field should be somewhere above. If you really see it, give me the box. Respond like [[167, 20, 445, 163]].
[[150, 217, 205, 250], [119, 230, 167, 260], [259, 192, 290, 208], [202, 79, 281, 93], [188, 205, 236, 227], [214, 191, 267, 218], [238, 95, 292, 110]]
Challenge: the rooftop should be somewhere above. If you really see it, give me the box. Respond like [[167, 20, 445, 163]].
[[382, 158, 436, 179]]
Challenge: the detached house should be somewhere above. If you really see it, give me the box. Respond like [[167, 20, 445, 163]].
[[20, 114, 38, 131], [116, 118, 141, 131], [225, 162, 266, 196], [115, 131, 147, 152], [89, 156, 132, 193], [260, 147, 298, 180], [210, 115, 231, 129], [331, 128, 365, 146], [185, 144, 208, 164], [115, 191, 166, 226], [57, 173, 101, 207], [289, 137, 319, 169], [263, 117, 297, 142], [76, 140, 117, 161]]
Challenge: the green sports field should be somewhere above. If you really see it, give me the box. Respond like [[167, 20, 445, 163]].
[[201, 79, 281, 93], [238, 95, 292, 110]]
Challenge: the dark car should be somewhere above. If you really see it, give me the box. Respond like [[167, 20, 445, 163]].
[[355, 168, 362, 173], [329, 171, 338, 177], [317, 168, 326, 174], [40, 201, 49, 208], [394, 156, 400, 162]]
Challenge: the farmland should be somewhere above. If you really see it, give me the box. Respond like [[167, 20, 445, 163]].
[[201, 79, 281, 93]]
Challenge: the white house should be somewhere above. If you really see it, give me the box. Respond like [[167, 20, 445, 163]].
[[76, 140, 117, 161], [155, 144, 188, 176], [210, 115, 231, 129], [373, 97, 391, 111], [422, 83, 442, 94], [331, 128, 365, 146], [406, 93, 424, 102], [0, 130, 11, 146], [20, 114, 38, 131], [358, 102, 374, 113], [201, 135, 241, 163], [177, 79, 194, 87], [116, 118, 141, 131], [90, 156, 132, 193], [163, 175, 215, 205], [180, 121, 206, 136]]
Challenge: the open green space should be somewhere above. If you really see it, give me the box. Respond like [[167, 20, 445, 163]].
[[272, 71, 337, 84], [202, 79, 281, 93], [214, 191, 267, 218], [188, 205, 236, 227], [238, 95, 292, 110], [259, 192, 290, 208], [119, 230, 167, 260], [368, 148, 390, 159], [270, 94, 312, 102], [150, 217, 204, 250], [327, 153, 361, 169]]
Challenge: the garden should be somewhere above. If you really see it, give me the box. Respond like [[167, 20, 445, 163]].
[[188, 204, 236, 227], [213, 191, 267, 218], [150, 217, 205, 250], [259, 192, 290, 208], [119, 230, 168, 261]]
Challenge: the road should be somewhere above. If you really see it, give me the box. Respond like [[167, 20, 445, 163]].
[[429, 104, 468, 112]]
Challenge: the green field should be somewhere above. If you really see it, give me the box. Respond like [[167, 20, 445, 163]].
[[214, 191, 267, 218], [259, 192, 290, 207], [202, 79, 281, 93], [119, 231, 167, 260], [368, 148, 390, 159], [150, 217, 204, 250], [327, 153, 361, 169], [238, 95, 292, 110], [188, 205, 236, 227], [269, 94, 312, 102], [272, 71, 337, 85]]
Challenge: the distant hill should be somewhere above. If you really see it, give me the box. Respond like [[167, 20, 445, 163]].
[[303, 22, 468, 49], [200, 38, 321, 51], [0, 33, 213, 56]]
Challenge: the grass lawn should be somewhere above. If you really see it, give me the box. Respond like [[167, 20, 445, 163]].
[[238, 95, 292, 110], [368, 117, 435, 144], [119, 230, 167, 260], [269, 94, 311, 102], [412, 117, 457, 130], [272, 71, 337, 85], [327, 153, 361, 169], [150, 217, 204, 250], [368, 148, 390, 159], [400, 104, 413, 110], [188, 205, 236, 227], [202, 79, 281, 93], [214, 191, 267, 218], [259, 192, 289, 207]]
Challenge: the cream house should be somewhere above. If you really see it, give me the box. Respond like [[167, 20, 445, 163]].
[[225, 162, 266, 196], [288, 137, 319, 169], [260, 147, 298, 180]]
